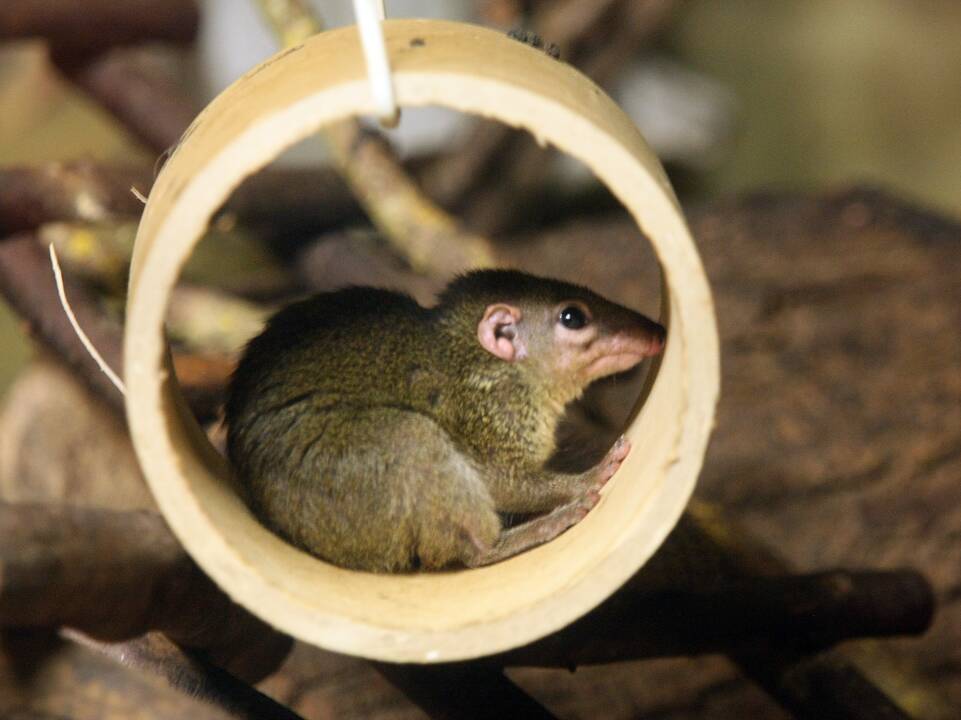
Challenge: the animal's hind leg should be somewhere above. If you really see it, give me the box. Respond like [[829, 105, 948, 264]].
[[464, 493, 597, 567], [408, 433, 503, 570], [306, 408, 502, 571]]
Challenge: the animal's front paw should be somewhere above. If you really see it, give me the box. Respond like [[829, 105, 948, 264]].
[[592, 436, 631, 489]]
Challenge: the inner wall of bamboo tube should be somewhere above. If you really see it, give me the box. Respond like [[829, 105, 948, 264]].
[[125, 20, 719, 663]]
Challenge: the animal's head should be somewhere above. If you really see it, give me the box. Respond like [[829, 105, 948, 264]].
[[439, 270, 665, 399]]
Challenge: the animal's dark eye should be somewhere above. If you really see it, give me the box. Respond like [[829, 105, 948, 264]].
[[558, 305, 589, 330]]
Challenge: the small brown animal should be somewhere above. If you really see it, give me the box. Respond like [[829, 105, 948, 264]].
[[225, 270, 665, 572]]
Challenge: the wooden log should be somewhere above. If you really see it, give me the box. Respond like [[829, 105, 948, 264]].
[[72, 49, 199, 154], [375, 664, 557, 720], [255, 0, 497, 278], [0, 0, 198, 65], [0, 160, 365, 253], [1, 627, 238, 720], [0, 234, 125, 412], [496, 568, 934, 668], [737, 648, 914, 720], [0, 358, 154, 510], [0, 502, 291, 683], [3, 188, 952, 717], [680, 504, 925, 720], [0, 234, 225, 421], [68, 632, 304, 720], [0, 162, 150, 235]]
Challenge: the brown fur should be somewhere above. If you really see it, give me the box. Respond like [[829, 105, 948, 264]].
[[225, 270, 664, 572]]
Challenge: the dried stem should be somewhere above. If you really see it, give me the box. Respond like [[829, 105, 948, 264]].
[[0, 234, 126, 411], [49, 244, 125, 394]]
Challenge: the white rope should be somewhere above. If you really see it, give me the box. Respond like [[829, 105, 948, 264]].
[[351, 0, 398, 126], [49, 243, 126, 395]]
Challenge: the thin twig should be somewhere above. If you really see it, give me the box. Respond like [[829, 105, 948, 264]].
[[0, 234, 125, 410], [49, 243, 126, 394]]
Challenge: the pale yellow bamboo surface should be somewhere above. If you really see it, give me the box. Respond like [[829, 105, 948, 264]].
[[124, 19, 719, 663]]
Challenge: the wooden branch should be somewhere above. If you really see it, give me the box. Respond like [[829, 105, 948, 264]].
[[424, 0, 678, 234], [67, 632, 303, 720], [0, 0, 198, 65], [71, 48, 199, 154], [0, 161, 364, 244], [495, 568, 934, 667], [324, 123, 496, 275], [0, 233, 226, 420], [579, 0, 678, 81], [421, 0, 625, 210], [419, 119, 513, 215], [0, 163, 150, 235], [39, 220, 136, 292], [167, 286, 268, 353], [222, 166, 362, 240], [374, 663, 557, 720], [0, 502, 291, 684], [737, 648, 915, 720], [683, 503, 926, 720], [0, 234, 125, 412], [533, 0, 623, 54], [255, 1, 497, 278], [254, 0, 318, 47]]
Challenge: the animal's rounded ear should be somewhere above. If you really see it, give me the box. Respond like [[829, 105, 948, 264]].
[[477, 304, 524, 362]]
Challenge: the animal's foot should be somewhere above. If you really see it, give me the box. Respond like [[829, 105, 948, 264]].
[[528, 493, 599, 543], [467, 493, 598, 566], [592, 436, 631, 489]]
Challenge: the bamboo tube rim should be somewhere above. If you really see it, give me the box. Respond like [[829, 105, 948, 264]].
[[124, 19, 719, 663]]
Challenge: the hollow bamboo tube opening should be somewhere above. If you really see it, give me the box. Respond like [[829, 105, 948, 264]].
[[124, 20, 719, 663]]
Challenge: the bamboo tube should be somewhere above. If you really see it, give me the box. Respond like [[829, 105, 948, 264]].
[[124, 20, 719, 663]]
